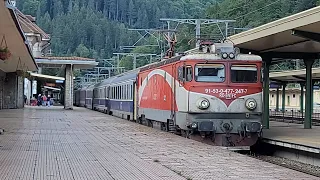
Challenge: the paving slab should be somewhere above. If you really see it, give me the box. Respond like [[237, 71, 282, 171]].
[[0, 106, 317, 180], [264, 121, 320, 148]]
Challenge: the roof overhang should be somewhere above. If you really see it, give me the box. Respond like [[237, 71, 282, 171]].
[[270, 68, 320, 83], [43, 86, 61, 91], [30, 72, 65, 80], [35, 58, 99, 69], [229, 6, 320, 60], [29, 72, 76, 82], [0, 1, 38, 72]]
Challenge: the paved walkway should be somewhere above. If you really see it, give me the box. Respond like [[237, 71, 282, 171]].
[[0, 106, 317, 180]]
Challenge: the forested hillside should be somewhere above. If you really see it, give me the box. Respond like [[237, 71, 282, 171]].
[[18, 0, 320, 70], [17, 0, 215, 59]]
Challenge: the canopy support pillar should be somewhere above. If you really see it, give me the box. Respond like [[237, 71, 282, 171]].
[[263, 59, 271, 129], [304, 59, 314, 129], [276, 85, 280, 112], [281, 83, 287, 112], [300, 83, 304, 113], [64, 64, 73, 110]]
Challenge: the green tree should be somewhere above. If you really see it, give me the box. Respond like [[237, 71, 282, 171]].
[[75, 44, 90, 57], [22, 0, 40, 16]]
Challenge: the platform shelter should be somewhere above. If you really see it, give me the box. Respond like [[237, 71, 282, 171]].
[[229, 6, 320, 129], [269, 68, 320, 113], [0, 0, 37, 109], [35, 56, 98, 109]]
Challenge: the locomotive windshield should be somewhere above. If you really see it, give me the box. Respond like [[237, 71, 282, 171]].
[[195, 64, 225, 82], [231, 65, 257, 83]]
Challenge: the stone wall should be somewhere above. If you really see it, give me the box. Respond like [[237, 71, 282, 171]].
[[17, 75, 24, 108], [0, 70, 5, 109], [64, 64, 73, 109], [3, 73, 17, 109], [0, 72, 25, 109]]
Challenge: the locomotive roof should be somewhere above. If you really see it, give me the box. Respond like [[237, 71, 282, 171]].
[[180, 53, 262, 61], [139, 51, 262, 71], [87, 46, 262, 88]]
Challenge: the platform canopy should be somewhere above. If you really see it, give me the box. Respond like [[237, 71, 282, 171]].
[[0, 1, 37, 72], [229, 6, 320, 59], [35, 56, 99, 69], [229, 6, 320, 130], [270, 68, 320, 82]]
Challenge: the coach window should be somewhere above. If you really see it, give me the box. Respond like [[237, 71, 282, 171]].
[[123, 85, 125, 99], [195, 64, 225, 82], [115, 86, 117, 99], [117, 86, 120, 99], [120, 85, 122, 100], [111, 87, 113, 99], [124, 85, 126, 99], [127, 85, 129, 100], [122, 85, 124, 100], [120, 86, 122, 99], [231, 65, 257, 83], [129, 85, 131, 100]]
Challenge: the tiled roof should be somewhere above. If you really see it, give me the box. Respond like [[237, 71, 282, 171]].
[[16, 9, 50, 40], [36, 56, 95, 61]]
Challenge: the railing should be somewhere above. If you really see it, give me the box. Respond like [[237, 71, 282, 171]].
[[269, 108, 320, 126]]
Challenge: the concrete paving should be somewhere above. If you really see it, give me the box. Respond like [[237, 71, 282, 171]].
[[0, 106, 318, 180], [264, 121, 320, 149]]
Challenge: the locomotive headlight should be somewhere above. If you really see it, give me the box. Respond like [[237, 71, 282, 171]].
[[197, 98, 210, 110], [245, 98, 257, 110], [229, 52, 235, 59], [222, 53, 228, 59]]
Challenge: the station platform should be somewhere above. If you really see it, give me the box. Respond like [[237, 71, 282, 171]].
[[263, 121, 320, 153], [0, 107, 317, 180]]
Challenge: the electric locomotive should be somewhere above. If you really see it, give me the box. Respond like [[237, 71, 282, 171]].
[[76, 42, 263, 147], [138, 42, 263, 147]]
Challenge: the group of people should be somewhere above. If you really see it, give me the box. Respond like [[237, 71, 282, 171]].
[[37, 94, 53, 107]]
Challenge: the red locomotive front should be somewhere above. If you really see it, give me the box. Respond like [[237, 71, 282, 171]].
[[138, 42, 263, 147]]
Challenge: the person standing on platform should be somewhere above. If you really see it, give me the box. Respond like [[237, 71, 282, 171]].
[[42, 95, 47, 106], [37, 94, 42, 106], [47, 95, 51, 107]]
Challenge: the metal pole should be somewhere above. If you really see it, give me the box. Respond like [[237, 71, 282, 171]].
[[276, 85, 280, 111], [167, 21, 171, 47], [263, 61, 270, 129], [117, 54, 120, 74], [133, 53, 137, 69], [304, 59, 314, 129], [311, 81, 315, 114], [282, 83, 286, 112], [300, 83, 304, 113], [225, 22, 229, 38], [195, 19, 201, 48]]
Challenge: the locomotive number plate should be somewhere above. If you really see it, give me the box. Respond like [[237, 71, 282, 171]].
[[204, 88, 248, 99]]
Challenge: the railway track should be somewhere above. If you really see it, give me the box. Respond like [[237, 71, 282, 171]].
[[238, 142, 320, 178]]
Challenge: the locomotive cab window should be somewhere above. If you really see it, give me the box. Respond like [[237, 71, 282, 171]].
[[178, 66, 193, 82], [195, 64, 225, 82], [231, 65, 257, 83]]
